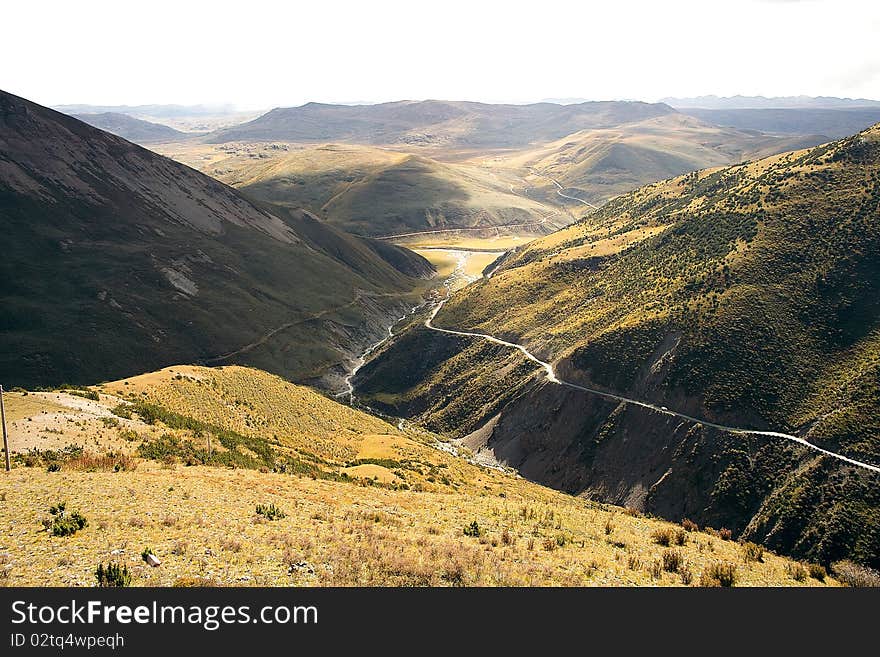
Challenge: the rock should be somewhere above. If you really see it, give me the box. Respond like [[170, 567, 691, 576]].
[[145, 554, 161, 567]]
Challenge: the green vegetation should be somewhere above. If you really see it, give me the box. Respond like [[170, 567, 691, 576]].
[[46, 503, 88, 537], [255, 503, 287, 521], [95, 562, 131, 587], [463, 520, 482, 537]]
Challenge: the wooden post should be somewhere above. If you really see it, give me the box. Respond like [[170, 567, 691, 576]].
[[0, 385, 10, 472]]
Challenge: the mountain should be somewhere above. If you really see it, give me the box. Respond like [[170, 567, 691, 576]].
[[663, 95, 880, 109], [55, 103, 264, 133], [0, 89, 433, 390], [356, 124, 880, 567], [678, 107, 880, 139], [206, 99, 677, 148], [72, 112, 189, 144], [1, 365, 834, 586], [497, 113, 827, 205], [174, 142, 562, 237]]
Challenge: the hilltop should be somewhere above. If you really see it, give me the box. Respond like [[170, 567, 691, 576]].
[[485, 113, 826, 205], [0, 89, 432, 390], [155, 142, 560, 237], [206, 99, 677, 148], [356, 123, 880, 567], [0, 365, 836, 586]]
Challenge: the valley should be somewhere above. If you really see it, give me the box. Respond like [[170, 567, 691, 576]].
[[4, 86, 880, 586]]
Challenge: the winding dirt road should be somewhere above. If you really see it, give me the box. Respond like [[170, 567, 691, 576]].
[[425, 296, 880, 475]]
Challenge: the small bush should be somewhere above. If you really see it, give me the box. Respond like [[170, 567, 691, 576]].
[[649, 560, 663, 579], [95, 562, 131, 587], [662, 549, 684, 573], [681, 518, 699, 532], [46, 503, 88, 537], [679, 563, 694, 585], [651, 528, 673, 546], [718, 528, 733, 541], [604, 518, 615, 535], [785, 562, 808, 582], [463, 520, 481, 537], [501, 528, 514, 546], [741, 542, 764, 563], [673, 529, 687, 546], [807, 563, 827, 582], [700, 562, 737, 587], [832, 561, 880, 587], [255, 503, 286, 521]]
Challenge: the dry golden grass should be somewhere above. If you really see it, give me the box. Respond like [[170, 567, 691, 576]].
[[0, 365, 836, 587], [0, 464, 835, 587]]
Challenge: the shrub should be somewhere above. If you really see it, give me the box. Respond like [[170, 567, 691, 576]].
[[832, 561, 880, 587], [673, 529, 687, 546], [255, 503, 286, 521], [679, 563, 694, 585], [808, 564, 827, 582], [604, 518, 615, 535], [463, 520, 481, 537], [718, 528, 733, 541], [681, 518, 699, 532], [662, 549, 684, 573], [651, 528, 673, 546], [740, 542, 764, 563], [501, 528, 514, 546], [95, 562, 131, 587], [785, 562, 807, 582], [46, 503, 87, 537], [700, 562, 737, 587]]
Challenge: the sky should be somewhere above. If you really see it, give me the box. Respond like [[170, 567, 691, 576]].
[[3, 0, 879, 110]]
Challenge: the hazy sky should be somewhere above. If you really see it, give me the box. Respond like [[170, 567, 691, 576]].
[[3, 0, 879, 109]]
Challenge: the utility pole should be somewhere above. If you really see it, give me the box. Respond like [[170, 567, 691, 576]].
[[0, 385, 10, 472]]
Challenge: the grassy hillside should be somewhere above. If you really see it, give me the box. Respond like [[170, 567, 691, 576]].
[[0, 365, 837, 587], [489, 114, 826, 206], [153, 142, 562, 237], [0, 89, 433, 390], [356, 124, 880, 567]]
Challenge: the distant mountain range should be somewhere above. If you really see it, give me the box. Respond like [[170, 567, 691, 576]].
[[206, 99, 678, 148], [73, 112, 190, 143], [54, 103, 242, 117], [663, 95, 880, 109]]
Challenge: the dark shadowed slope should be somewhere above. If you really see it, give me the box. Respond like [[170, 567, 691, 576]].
[[0, 90, 432, 389]]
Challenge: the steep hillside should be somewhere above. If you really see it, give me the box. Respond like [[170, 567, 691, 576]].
[[155, 142, 560, 237], [0, 365, 835, 587], [0, 90, 432, 390], [207, 99, 676, 148], [356, 125, 880, 567], [72, 112, 189, 143]]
